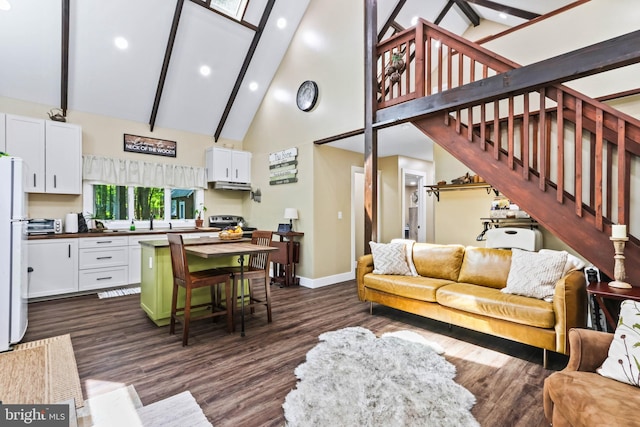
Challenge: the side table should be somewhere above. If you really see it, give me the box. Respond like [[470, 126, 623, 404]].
[[587, 282, 640, 330], [271, 231, 303, 287]]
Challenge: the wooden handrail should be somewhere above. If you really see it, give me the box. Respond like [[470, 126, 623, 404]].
[[376, 20, 640, 283]]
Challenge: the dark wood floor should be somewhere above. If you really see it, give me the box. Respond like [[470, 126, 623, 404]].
[[24, 281, 563, 426]]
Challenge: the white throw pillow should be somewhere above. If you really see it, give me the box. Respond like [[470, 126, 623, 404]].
[[390, 238, 419, 276], [369, 241, 412, 275], [539, 249, 586, 275], [597, 300, 640, 387], [501, 248, 568, 300]]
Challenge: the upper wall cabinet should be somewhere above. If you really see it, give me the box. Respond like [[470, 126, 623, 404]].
[[5, 115, 46, 192], [45, 121, 82, 194], [5, 114, 82, 194], [206, 147, 251, 183]]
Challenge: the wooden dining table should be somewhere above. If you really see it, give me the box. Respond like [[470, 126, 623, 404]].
[[185, 241, 278, 336]]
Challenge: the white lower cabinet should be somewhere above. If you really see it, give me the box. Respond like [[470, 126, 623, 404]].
[[28, 239, 79, 298], [128, 235, 161, 284], [78, 236, 128, 291]]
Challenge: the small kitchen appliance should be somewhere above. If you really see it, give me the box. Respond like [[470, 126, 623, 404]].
[[0, 157, 29, 352], [27, 218, 63, 235]]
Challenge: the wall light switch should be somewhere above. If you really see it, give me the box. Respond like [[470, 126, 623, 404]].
[[338, 211, 342, 219]]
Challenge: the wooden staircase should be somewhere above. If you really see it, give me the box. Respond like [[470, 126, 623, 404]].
[[375, 19, 640, 285]]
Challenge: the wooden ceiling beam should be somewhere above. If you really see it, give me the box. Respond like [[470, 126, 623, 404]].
[[465, 0, 539, 20], [453, 0, 480, 26], [149, 0, 185, 132], [378, 0, 407, 42], [434, 1, 454, 25], [214, 0, 275, 141], [376, 29, 640, 128], [60, 0, 70, 116]]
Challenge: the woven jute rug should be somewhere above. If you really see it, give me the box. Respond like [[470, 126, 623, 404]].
[[0, 334, 84, 408]]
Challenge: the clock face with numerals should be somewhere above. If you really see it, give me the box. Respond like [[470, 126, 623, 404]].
[[296, 80, 318, 112]]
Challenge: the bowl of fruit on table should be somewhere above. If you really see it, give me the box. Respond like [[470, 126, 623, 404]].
[[219, 225, 244, 240]]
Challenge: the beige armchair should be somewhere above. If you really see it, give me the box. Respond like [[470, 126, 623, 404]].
[[543, 328, 640, 426]]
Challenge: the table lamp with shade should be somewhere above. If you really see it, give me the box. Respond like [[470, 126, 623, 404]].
[[284, 208, 298, 231]]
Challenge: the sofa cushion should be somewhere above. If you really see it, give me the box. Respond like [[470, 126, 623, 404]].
[[364, 274, 454, 302], [412, 243, 465, 281], [546, 370, 640, 427], [369, 241, 412, 275], [457, 247, 512, 289], [436, 283, 555, 328]]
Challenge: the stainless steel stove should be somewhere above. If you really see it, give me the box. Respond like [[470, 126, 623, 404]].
[[208, 215, 256, 237]]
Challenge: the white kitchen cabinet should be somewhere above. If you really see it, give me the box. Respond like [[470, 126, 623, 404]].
[[45, 121, 82, 194], [78, 236, 128, 291], [28, 239, 79, 298], [128, 235, 161, 284], [4, 114, 82, 194], [206, 147, 251, 183], [0, 113, 6, 152], [6, 114, 46, 192]]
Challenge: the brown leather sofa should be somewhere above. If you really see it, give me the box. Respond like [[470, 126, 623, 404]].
[[356, 244, 587, 363], [543, 328, 639, 426]]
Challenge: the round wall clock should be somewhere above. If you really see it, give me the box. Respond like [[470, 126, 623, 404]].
[[296, 80, 318, 112]]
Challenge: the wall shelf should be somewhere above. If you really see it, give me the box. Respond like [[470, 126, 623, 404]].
[[425, 183, 498, 201]]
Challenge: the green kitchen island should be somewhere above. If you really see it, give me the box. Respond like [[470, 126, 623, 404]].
[[139, 237, 248, 326]]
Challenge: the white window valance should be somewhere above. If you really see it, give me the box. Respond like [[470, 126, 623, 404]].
[[82, 155, 207, 189]]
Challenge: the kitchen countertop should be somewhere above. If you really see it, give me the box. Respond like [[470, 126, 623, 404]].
[[27, 227, 221, 240], [139, 236, 250, 248]]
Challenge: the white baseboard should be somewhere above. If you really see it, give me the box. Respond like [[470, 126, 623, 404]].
[[298, 270, 355, 289]]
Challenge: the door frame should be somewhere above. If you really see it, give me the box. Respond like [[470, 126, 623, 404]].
[[351, 166, 381, 273]]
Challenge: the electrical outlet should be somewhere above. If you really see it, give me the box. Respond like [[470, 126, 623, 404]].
[[338, 211, 342, 219]]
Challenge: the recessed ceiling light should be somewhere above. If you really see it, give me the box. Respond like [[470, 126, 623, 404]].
[[114, 37, 128, 50], [276, 17, 287, 29], [199, 65, 211, 77], [499, 12, 508, 19], [410, 16, 418, 26], [249, 82, 259, 91], [0, 0, 11, 11]]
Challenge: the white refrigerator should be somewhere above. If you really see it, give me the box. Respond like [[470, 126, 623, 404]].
[[0, 157, 29, 352]]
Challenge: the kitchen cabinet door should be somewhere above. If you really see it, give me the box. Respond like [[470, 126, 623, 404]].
[[231, 150, 251, 183], [45, 121, 82, 194], [206, 147, 232, 182], [6, 115, 45, 192], [28, 239, 78, 298], [0, 113, 6, 152]]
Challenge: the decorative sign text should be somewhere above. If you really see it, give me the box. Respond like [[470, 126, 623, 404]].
[[269, 147, 298, 185], [124, 134, 176, 158]]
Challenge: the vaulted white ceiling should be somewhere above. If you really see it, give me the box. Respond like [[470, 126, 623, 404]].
[[0, 0, 575, 147]]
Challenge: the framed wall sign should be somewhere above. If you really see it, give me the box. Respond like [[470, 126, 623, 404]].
[[124, 134, 177, 158]]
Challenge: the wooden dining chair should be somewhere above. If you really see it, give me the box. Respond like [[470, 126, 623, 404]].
[[167, 234, 233, 346], [224, 230, 274, 324]]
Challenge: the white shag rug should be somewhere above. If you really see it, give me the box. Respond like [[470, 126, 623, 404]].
[[282, 327, 479, 427]]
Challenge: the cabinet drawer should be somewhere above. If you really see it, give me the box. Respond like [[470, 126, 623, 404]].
[[79, 247, 128, 269], [79, 236, 128, 248], [79, 266, 129, 291]]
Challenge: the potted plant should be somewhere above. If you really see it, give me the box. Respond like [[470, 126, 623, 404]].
[[194, 204, 207, 228]]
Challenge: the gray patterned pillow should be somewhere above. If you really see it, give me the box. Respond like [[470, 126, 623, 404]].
[[369, 241, 412, 275], [501, 248, 568, 300]]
